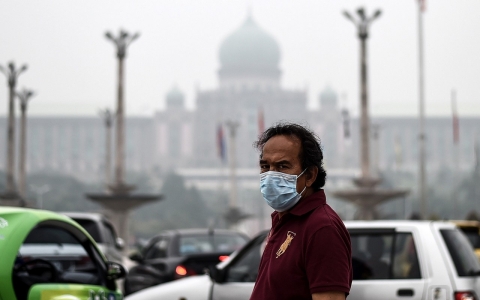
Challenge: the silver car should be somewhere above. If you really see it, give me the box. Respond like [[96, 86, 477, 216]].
[[126, 221, 480, 300], [62, 212, 125, 264]]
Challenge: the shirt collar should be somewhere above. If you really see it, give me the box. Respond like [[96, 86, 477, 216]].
[[271, 189, 326, 218]]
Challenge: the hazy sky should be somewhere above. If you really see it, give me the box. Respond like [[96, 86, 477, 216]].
[[1, 0, 479, 117]]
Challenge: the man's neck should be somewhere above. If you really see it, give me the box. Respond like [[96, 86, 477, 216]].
[[277, 188, 315, 219]]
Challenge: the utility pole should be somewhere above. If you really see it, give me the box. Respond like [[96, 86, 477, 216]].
[[0, 62, 27, 199], [105, 30, 139, 193], [17, 88, 35, 200], [417, 0, 427, 219]]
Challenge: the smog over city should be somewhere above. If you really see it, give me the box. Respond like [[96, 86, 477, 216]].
[[0, 0, 480, 239]]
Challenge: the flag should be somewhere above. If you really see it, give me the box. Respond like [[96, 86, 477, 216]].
[[217, 124, 226, 162], [452, 90, 459, 144], [418, 0, 426, 12], [258, 107, 265, 136]]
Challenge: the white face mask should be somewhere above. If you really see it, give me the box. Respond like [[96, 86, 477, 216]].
[[259, 169, 307, 212]]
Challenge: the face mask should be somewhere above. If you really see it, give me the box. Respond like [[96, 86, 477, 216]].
[[260, 169, 307, 212]]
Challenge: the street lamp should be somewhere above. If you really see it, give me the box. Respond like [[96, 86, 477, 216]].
[[17, 88, 35, 200], [99, 108, 115, 190], [0, 62, 28, 198], [104, 30, 139, 193], [343, 7, 381, 182]]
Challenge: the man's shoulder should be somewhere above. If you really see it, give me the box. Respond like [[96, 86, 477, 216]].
[[304, 203, 345, 232]]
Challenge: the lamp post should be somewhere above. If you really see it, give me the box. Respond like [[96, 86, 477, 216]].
[[343, 8, 381, 182], [225, 120, 240, 208], [99, 108, 114, 190], [105, 30, 139, 193], [0, 62, 27, 198], [17, 88, 35, 199]]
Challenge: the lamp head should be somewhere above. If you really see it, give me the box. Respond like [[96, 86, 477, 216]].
[[343, 11, 355, 23]]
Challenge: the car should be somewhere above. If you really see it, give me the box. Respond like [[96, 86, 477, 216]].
[[450, 220, 480, 260], [124, 228, 249, 295], [61, 212, 125, 264], [126, 220, 480, 300], [0, 207, 126, 300]]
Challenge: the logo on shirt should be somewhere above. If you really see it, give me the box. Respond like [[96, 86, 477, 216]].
[[276, 231, 296, 258]]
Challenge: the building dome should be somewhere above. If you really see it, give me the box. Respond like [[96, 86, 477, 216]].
[[166, 85, 185, 108], [319, 86, 338, 109], [219, 15, 280, 74]]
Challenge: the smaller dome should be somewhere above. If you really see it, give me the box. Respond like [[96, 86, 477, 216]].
[[166, 85, 185, 108], [319, 86, 338, 109]]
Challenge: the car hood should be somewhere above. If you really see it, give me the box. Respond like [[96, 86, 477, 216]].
[[125, 274, 211, 300]]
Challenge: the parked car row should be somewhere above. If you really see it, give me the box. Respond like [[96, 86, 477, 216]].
[[124, 228, 249, 295], [3, 206, 480, 300], [127, 221, 480, 300]]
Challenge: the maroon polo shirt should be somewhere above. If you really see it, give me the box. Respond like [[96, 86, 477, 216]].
[[250, 190, 352, 300]]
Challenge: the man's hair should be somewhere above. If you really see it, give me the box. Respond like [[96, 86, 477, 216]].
[[254, 122, 327, 189]]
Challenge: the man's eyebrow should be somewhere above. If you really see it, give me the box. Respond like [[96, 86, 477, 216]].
[[274, 160, 292, 165], [259, 159, 268, 164]]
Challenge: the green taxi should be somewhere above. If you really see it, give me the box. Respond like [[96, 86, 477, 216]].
[[0, 207, 125, 300]]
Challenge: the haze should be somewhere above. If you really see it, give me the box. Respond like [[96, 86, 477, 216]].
[[0, 0, 479, 117]]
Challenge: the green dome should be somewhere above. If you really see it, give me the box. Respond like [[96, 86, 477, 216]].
[[166, 85, 185, 108], [319, 86, 338, 108], [219, 16, 280, 73]]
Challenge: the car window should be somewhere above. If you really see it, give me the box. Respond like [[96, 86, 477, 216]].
[[103, 221, 116, 246], [350, 232, 421, 280], [13, 225, 105, 300], [225, 234, 266, 283], [459, 227, 480, 248], [179, 234, 247, 256], [72, 219, 102, 243], [145, 237, 170, 259], [441, 229, 480, 277]]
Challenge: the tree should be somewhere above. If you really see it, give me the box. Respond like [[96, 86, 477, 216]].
[[132, 172, 213, 238]]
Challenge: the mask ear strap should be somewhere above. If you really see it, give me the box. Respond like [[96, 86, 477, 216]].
[[297, 168, 308, 178]]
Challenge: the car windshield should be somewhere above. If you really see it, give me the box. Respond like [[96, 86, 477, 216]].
[[72, 219, 102, 243], [179, 234, 247, 256], [441, 229, 480, 276]]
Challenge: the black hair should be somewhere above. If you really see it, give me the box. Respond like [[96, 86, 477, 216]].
[[254, 122, 327, 189]]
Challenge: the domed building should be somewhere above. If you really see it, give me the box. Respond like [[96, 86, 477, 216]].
[[191, 15, 309, 169], [154, 15, 345, 174]]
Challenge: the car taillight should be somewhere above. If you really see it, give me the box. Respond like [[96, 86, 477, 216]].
[[174, 265, 197, 279], [455, 291, 477, 300], [219, 255, 229, 262]]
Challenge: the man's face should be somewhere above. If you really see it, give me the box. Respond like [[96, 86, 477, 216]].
[[259, 135, 306, 192]]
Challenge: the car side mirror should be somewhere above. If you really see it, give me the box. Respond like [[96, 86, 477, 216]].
[[115, 237, 125, 250], [129, 251, 143, 262], [207, 265, 225, 283], [107, 261, 126, 280]]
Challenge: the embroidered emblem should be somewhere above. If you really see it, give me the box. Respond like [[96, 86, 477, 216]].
[[276, 231, 296, 258]]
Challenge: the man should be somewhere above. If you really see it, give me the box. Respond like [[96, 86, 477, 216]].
[[250, 123, 352, 300]]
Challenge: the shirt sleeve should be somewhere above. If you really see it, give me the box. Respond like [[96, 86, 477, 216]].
[[305, 224, 352, 295]]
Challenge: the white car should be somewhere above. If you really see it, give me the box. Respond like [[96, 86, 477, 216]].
[[126, 221, 480, 300]]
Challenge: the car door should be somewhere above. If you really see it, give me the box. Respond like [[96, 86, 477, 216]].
[[210, 232, 267, 300], [348, 228, 426, 300], [11, 220, 122, 300]]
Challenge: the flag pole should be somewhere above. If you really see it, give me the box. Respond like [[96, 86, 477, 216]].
[[417, 0, 427, 219], [452, 89, 460, 219]]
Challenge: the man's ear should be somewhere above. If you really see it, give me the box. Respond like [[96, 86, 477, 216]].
[[305, 166, 318, 188]]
